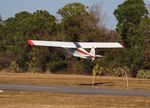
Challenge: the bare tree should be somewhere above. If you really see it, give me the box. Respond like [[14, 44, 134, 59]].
[[0, 14, 2, 22], [148, 4, 150, 17], [89, 2, 107, 28]]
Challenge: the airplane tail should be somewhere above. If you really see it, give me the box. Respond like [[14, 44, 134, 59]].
[[90, 47, 103, 61], [90, 47, 96, 61], [90, 47, 95, 56]]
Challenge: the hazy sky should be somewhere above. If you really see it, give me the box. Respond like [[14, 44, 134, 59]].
[[0, 0, 149, 29]]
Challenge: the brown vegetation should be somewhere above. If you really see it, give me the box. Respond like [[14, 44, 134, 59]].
[[0, 72, 150, 108], [0, 90, 150, 108], [0, 72, 150, 91]]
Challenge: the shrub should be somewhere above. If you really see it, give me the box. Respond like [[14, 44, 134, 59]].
[[137, 70, 150, 79], [113, 67, 129, 77], [83, 61, 94, 73], [27, 61, 39, 73], [92, 64, 104, 76], [48, 60, 68, 73], [114, 67, 124, 77], [15, 58, 29, 72], [10, 61, 18, 73]]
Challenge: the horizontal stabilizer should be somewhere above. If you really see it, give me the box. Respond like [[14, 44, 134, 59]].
[[96, 55, 103, 57]]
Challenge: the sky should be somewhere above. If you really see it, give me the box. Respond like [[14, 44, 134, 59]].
[[0, 0, 149, 30]]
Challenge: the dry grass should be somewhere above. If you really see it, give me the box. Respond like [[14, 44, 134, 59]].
[[0, 72, 150, 91], [0, 91, 150, 108], [0, 72, 150, 108]]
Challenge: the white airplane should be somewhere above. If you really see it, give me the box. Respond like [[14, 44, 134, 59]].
[[27, 40, 124, 61]]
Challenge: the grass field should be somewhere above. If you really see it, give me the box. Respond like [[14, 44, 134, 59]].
[[0, 91, 150, 108], [0, 72, 150, 91], [0, 71, 150, 108]]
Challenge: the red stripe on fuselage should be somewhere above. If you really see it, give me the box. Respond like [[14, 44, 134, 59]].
[[76, 48, 95, 58]]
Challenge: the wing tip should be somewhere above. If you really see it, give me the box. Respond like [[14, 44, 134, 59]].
[[27, 40, 34, 46], [120, 42, 125, 48]]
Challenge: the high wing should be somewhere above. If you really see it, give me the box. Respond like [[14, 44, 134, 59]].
[[28, 40, 124, 48]]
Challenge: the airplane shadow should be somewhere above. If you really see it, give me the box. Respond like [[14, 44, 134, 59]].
[[79, 82, 113, 86]]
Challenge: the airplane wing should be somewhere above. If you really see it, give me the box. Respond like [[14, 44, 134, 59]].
[[28, 40, 124, 48]]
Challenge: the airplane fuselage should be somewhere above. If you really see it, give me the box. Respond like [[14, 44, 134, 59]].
[[68, 48, 95, 60]]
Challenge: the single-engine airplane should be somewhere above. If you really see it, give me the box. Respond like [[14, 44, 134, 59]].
[[27, 40, 123, 61]]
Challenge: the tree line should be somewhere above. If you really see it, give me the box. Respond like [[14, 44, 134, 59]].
[[0, 1, 149, 78]]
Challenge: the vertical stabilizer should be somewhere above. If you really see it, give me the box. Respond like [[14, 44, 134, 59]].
[[90, 47, 95, 61], [90, 47, 95, 56]]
